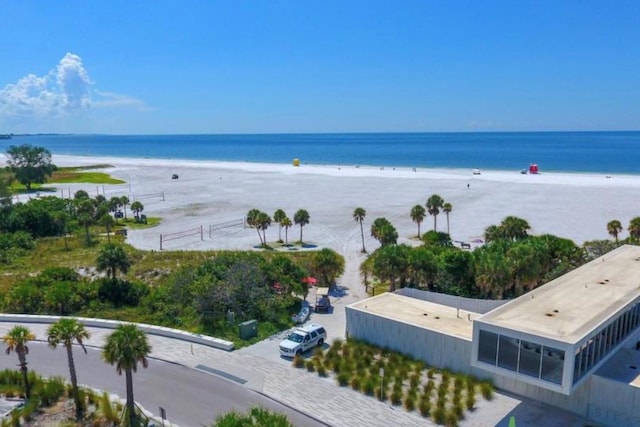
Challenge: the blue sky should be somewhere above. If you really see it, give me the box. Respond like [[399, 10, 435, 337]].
[[1, 1, 638, 134]]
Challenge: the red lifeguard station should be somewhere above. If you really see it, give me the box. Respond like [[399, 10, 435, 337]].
[[529, 163, 539, 174]]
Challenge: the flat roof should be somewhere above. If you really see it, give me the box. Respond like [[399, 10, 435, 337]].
[[477, 245, 640, 344], [349, 292, 480, 340]]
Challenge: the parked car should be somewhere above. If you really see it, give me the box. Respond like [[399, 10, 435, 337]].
[[279, 324, 327, 357]]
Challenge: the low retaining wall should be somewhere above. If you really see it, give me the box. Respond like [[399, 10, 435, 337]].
[[0, 314, 234, 352]]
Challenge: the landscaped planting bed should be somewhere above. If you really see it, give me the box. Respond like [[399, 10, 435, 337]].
[[292, 338, 494, 427]]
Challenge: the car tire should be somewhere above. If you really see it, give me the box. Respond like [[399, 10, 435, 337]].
[[296, 349, 302, 356], [317, 339, 324, 347]]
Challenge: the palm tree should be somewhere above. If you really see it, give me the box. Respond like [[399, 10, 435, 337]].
[[99, 213, 115, 243], [410, 205, 426, 238], [102, 324, 151, 427], [281, 217, 292, 245], [96, 244, 131, 281], [47, 318, 91, 419], [120, 196, 130, 220], [256, 211, 272, 246], [353, 207, 367, 253], [501, 216, 530, 241], [130, 201, 144, 220], [3, 326, 35, 398], [426, 194, 444, 232], [629, 217, 640, 241], [109, 197, 122, 224], [371, 217, 398, 247], [246, 209, 264, 245], [607, 219, 623, 242], [294, 209, 310, 243], [53, 211, 69, 251], [75, 198, 96, 245], [443, 202, 453, 236], [273, 209, 286, 243]]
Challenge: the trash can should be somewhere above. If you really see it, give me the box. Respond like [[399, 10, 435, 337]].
[[238, 319, 258, 340]]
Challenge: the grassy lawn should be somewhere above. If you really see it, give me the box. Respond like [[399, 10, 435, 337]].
[[120, 217, 161, 229], [48, 165, 125, 184], [294, 339, 495, 426]]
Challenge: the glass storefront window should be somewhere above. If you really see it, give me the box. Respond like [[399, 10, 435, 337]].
[[478, 330, 499, 365]]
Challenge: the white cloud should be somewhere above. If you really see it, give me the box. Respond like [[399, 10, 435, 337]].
[[0, 52, 145, 120]]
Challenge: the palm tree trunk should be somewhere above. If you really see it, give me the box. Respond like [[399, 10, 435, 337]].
[[417, 222, 421, 239], [433, 216, 437, 232], [278, 225, 282, 242], [125, 368, 136, 427], [299, 226, 303, 243], [446, 215, 450, 235], [285, 227, 289, 245], [18, 352, 30, 399], [107, 231, 111, 243], [359, 222, 366, 253], [255, 228, 263, 245], [66, 344, 82, 419], [262, 229, 267, 246]]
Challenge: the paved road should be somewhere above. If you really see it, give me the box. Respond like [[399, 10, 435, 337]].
[[0, 342, 326, 427]]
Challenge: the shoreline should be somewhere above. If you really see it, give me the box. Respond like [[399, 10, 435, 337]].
[[46, 154, 640, 188]]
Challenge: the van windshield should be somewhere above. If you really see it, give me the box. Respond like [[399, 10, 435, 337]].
[[287, 333, 305, 343]]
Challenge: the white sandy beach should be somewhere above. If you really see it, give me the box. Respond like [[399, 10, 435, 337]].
[[6, 154, 640, 256]]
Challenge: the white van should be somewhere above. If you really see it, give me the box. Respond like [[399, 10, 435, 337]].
[[279, 324, 327, 357]]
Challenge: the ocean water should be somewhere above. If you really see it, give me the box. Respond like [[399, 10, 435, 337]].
[[1, 131, 639, 174]]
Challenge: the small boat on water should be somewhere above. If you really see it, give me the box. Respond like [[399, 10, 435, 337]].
[[0, 134, 11, 140]]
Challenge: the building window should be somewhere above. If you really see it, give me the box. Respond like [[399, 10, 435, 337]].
[[497, 335, 520, 372], [541, 345, 564, 384], [478, 330, 499, 365], [518, 340, 542, 378]]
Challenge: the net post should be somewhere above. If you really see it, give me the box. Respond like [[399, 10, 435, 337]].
[[160, 234, 163, 251], [200, 225, 204, 240]]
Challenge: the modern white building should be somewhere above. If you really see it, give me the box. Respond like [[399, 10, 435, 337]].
[[346, 245, 640, 426]]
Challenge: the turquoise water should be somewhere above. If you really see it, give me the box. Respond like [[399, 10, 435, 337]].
[[2, 131, 639, 174]]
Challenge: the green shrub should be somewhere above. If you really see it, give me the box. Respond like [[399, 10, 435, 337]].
[[337, 372, 350, 386], [373, 384, 386, 400], [419, 396, 431, 417], [480, 381, 494, 400], [424, 379, 435, 395], [441, 370, 451, 384], [427, 368, 436, 379], [350, 376, 362, 391], [306, 361, 315, 372], [361, 377, 375, 396], [445, 410, 459, 427], [404, 394, 416, 411], [465, 391, 476, 410], [390, 389, 403, 406], [317, 365, 327, 377], [293, 355, 305, 368], [453, 401, 465, 419], [332, 338, 343, 352], [409, 373, 420, 388], [432, 406, 446, 425]]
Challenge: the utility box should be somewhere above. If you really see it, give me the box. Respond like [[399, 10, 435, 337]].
[[238, 320, 258, 340]]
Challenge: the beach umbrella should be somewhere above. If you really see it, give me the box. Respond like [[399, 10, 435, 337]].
[[302, 276, 318, 286]]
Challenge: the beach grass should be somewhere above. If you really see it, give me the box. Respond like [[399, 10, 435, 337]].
[[48, 166, 125, 184]]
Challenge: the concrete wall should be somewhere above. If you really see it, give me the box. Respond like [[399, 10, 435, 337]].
[[0, 314, 234, 351], [395, 288, 507, 314], [588, 375, 640, 427], [346, 306, 472, 373]]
